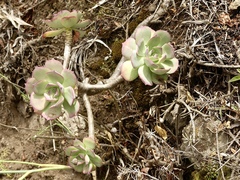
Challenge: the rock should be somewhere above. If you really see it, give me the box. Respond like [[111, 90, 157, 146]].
[[180, 117, 229, 166]]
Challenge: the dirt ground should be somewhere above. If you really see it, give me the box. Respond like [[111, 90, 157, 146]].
[[0, 0, 240, 179]]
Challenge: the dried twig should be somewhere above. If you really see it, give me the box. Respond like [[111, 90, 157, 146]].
[[196, 61, 240, 68]]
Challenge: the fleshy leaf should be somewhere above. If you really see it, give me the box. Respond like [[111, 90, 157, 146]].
[[32, 67, 49, 81], [63, 86, 76, 106], [49, 95, 64, 108], [83, 137, 95, 151], [45, 19, 63, 29], [121, 61, 138, 81], [25, 78, 36, 94], [161, 58, 179, 74], [150, 68, 169, 75], [74, 139, 85, 149], [73, 164, 84, 173], [137, 41, 146, 57], [147, 36, 162, 50], [151, 74, 162, 84], [45, 59, 63, 73], [46, 71, 64, 84], [61, 69, 77, 87], [65, 146, 79, 156], [135, 26, 154, 45], [30, 93, 48, 111], [85, 155, 90, 165], [43, 29, 64, 37], [82, 163, 91, 174], [162, 43, 174, 59], [33, 80, 48, 95], [167, 58, 179, 74], [63, 100, 80, 118], [73, 19, 91, 29], [42, 103, 62, 120], [229, 75, 240, 82], [61, 16, 78, 28], [138, 65, 153, 86], [155, 30, 171, 46], [131, 53, 144, 68], [144, 57, 158, 69], [90, 154, 103, 167], [122, 38, 137, 59]]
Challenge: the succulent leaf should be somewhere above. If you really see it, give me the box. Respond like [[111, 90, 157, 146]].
[[45, 59, 63, 73], [25, 78, 36, 94], [63, 87, 76, 105], [42, 103, 62, 120], [83, 137, 95, 151], [135, 26, 154, 45], [73, 139, 84, 147], [85, 155, 90, 165], [144, 57, 158, 69], [164, 58, 179, 74], [30, 93, 48, 111], [162, 43, 174, 59], [121, 61, 138, 81], [45, 19, 63, 29], [73, 19, 91, 29], [61, 16, 78, 28], [47, 71, 64, 84], [122, 38, 137, 59], [147, 35, 162, 50], [63, 100, 80, 118], [61, 69, 77, 87], [33, 80, 49, 95], [82, 163, 91, 174], [65, 146, 79, 156], [90, 154, 103, 167], [43, 29, 64, 37], [131, 53, 144, 68], [155, 30, 171, 46], [32, 67, 49, 81], [138, 65, 153, 86]]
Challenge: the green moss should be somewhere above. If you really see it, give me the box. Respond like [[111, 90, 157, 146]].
[[191, 163, 232, 180], [110, 39, 124, 63]]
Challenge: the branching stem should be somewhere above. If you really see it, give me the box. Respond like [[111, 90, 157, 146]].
[[63, 30, 72, 69]]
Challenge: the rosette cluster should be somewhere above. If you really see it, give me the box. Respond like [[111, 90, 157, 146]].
[[121, 26, 179, 86], [43, 10, 91, 37], [25, 59, 79, 120], [65, 138, 102, 174]]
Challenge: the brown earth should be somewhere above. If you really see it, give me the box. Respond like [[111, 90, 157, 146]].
[[0, 0, 240, 179]]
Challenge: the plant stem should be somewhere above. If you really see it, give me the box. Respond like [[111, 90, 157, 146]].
[[83, 92, 94, 139], [63, 30, 72, 69], [0, 160, 70, 168], [0, 160, 71, 180], [78, 75, 123, 93]]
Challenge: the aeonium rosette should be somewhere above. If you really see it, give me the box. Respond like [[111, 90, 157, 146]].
[[65, 138, 103, 174], [43, 10, 91, 38], [25, 59, 79, 120], [121, 26, 179, 86]]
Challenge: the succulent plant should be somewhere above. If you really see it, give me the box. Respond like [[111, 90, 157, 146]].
[[65, 138, 103, 174], [43, 10, 91, 38], [121, 26, 179, 86], [25, 59, 80, 120]]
